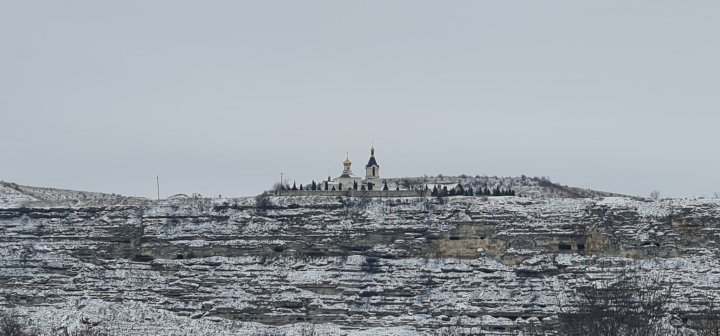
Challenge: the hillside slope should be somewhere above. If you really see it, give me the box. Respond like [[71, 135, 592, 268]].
[[0, 181, 149, 207], [1, 185, 720, 335], [381, 175, 627, 199]]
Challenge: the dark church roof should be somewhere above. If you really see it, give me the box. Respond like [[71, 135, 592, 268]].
[[366, 156, 379, 168]]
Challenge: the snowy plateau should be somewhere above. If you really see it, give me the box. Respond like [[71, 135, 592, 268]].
[[2, 178, 720, 335]]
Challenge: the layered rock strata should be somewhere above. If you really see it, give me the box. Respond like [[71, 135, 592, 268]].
[[1, 195, 720, 335]]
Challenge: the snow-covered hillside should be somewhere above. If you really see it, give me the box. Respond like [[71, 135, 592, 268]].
[[380, 175, 626, 199], [0, 183, 37, 207], [0, 181, 149, 208], [1, 182, 720, 335]]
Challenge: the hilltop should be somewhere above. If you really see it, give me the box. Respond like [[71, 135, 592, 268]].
[[0, 175, 627, 209], [0, 181, 149, 208], [381, 175, 627, 199]]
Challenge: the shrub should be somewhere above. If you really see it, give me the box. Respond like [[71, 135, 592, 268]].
[[63, 324, 113, 336], [360, 257, 381, 274], [650, 190, 661, 201], [558, 272, 678, 336], [255, 192, 273, 210], [298, 323, 318, 336], [0, 312, 117, 336], [0, 311, 32, 336], [431, 325, 466, 336]]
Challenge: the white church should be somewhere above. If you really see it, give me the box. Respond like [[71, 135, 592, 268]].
[[327, 145, 382, 191]]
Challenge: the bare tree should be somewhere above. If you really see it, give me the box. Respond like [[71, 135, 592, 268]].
[[431, 318, 472, 336], [431, 325, 465, 336], [650, 190, 661, 200], [689, 299, 720, 336], [298, 323, 318, 336], [521, 318, 544, 336], [59, 325, 113, 336], [0, 311, 32, 336], [255, 192, 273, 210], [272, 182, 289, 192], [399, 178, 424, 191], [558, 272, 679, 336]]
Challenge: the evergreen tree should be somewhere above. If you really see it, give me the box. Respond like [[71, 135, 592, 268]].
[[331, 186, 336, 191], [492, 187, 501, 196], [449, 188, 457, 196], [353, 181, 358, 190], [383, 181, 389, 191], [361, 184, 366, 190], [457, 184, 465, 195], [440, 186, 448, 197], [431, 185, 438, 196], [467, 187, 474, 196], [339, 183, 342, 191], [292, 182, 298, 191], [299, 184, 304, 190], [311, 180, 317, 191], [324, 181, 329, 191], [396, 185, 400, 191]]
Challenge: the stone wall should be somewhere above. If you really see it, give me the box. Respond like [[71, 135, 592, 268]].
[[276, 189, 430, 197]]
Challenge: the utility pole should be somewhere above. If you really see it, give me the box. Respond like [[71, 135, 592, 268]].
[[156, 176, 160, 200], [279, 173, 284, 195]]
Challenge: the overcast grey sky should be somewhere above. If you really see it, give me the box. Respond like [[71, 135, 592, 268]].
[[1, 1, 718, 198]]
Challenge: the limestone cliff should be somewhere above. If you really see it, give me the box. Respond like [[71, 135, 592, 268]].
[[1, 182, 720, 335]]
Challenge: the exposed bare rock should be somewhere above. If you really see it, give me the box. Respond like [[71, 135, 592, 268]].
[[1, 188, 720, 335]]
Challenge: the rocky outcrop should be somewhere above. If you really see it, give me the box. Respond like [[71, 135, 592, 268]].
[[1, 194, 720, 335]]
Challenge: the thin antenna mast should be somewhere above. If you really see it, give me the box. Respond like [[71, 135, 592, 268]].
[[156, 176, 160, 200]]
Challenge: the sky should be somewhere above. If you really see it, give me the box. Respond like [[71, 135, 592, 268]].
[[1, 1, 719, 198]]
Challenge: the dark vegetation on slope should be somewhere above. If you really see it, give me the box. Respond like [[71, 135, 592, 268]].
[[0, 313, 330, 336], [0, 313, 111, 336], [5, 270, 720, 336], [556, 271, 720, 336], [276, 175, 627, 200]]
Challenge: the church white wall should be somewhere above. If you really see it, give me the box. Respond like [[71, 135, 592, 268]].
[[365, 166, 380, 179]]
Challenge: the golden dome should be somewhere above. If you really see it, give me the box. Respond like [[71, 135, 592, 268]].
[[343, 158, 352, 165]]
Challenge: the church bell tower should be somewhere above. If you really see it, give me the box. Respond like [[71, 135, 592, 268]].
[[365, 145, 380, 182]]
